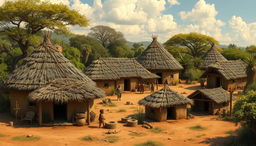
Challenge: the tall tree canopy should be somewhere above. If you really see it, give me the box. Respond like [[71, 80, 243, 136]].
[[222, 48, 249, 60], [0, 0, 88, 66], [164, 33, 219, 58]]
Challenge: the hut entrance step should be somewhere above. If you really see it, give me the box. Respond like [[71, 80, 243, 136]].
[[167, 107, 176, 120], [156, 73, 163, 84], [124, 79, 131, 91], [54, 103, 67, 121]]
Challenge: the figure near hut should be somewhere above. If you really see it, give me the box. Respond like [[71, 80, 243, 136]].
[[115, 85, 122, 101], [99, 109, 105, 128]]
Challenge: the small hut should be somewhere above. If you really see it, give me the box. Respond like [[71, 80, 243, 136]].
[[201, 60, 247, 91], [138, 85, 192, 121], [29, 78, 104, 125], [2, 34, 99, 121], [200, 47, 227, 70], [84, 58, 159, 95], [137, 37, 183, 84], [188, 87, 230, 115]]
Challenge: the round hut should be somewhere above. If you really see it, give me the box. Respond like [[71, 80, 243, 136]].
[[2, 33, 98, 121], [200, 45, 227, 70], [29, 78, 105, 125], [138, 85, 192, 121], [137, 37, 183, 85]]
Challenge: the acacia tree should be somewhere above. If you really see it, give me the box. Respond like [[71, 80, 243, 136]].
[[244, 55, 256, 92], [164, 33, 219, 58], [0, 0, 88, 66]]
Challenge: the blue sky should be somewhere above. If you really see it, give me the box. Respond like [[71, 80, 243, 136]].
[[1, 0, 255, 46]]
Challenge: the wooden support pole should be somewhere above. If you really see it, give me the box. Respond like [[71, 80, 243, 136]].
[[229, 90, 233, 116], [38, 102, 42, 126], [87, 100, 90, 125]]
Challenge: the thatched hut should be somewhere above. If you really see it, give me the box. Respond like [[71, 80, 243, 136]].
[[138, 85, 192, 121], [137, 37, 183, 84], [84, 58, 159, 95], [2, 34, 101, 122], [201, 60, 247, 91], [29, 78, 104, 124], [188, 87, 230, 115], [200, 47, 227, 70]]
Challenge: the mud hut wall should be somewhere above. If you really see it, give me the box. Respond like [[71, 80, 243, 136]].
[[41, 102, 53, 122], [130, 78, 138, 91], [151, 70, 179, 84], [145, 106, 167, 121], [67, 100, 93, 122], [206, 73, 223, 88], [175, 105, 187, 119], [211, 102, 230, 115], [9, 91, 30, 117], [95, 80, 116, 95], [224, 78, 247, 91], [116, 79, 124, 90]]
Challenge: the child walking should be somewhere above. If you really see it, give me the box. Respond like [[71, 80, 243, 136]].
[[99, 109, 105, 128]]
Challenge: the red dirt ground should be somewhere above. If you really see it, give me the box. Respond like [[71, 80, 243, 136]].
[[0, 83, 240, 146]]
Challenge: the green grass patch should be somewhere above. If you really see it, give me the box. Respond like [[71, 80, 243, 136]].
[[187, 138, 196, 142], [225, 130, 235, 135], [103, 103, 117, 107], [104, 136, 119, 143], [0, 134, 7, 138], [188, 125, 207, 131], [12, 136, 40, 141], [150, 127, 164, 134], [135, 140, 163, 146], [195, 134, 206, 138], [129, 131, 146, 137], [81, 136, 99, 142], [117, 109, 126, 112]]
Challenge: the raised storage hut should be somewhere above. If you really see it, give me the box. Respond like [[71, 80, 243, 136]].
[[138, 85, 192, 121], [188, 87, 230, 115], [137, 37, 183, 84]]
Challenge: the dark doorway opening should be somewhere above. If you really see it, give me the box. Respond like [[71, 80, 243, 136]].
[[156, 73, 163, 84], [124, 79, 131, 91], [216, 77, 221, 87], [54, 103, 67, 121], [203, 101, 210, 112], [167, 107, 176, 120], [192, 100, 210, 114]]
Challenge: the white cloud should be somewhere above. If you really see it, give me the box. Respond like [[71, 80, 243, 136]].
[[41, 0, 70, 5], [169, 0, 180, 6], [0, 0, 4, 6]]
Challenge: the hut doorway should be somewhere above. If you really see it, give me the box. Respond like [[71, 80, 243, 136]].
[[124, 79, 131, 91], [54, 103, 67, 121], [216, 77, 221, 87], [193, 100, 210, 113], [167, 107, 176, 120], [156, 73, 163, 84]]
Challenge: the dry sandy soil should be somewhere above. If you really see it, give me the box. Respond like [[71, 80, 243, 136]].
[[0, 83, 240, 146]]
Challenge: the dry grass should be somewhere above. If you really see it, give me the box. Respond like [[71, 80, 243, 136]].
[[134, 140, 163, 146], [117, 109, 127, 112], [0, 134, 7, 138], [129, 131, 146, 137], [103, 103, 117, 107], [104, 136, 119, 143], [188, 125, 207, 131], [81, 136, 99, 141], [12, 136, 40, 141], [150, 127, 164, 134], [195, 134, 206, 138]]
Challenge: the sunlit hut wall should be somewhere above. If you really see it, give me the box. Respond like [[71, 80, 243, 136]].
[[84, 58, 159, 95], [139, 85, 192, 121], [188, 87, 230, 115], [201, 60, 247, 91], [137, 37, 183, 85], [2, 34, 96, 120]]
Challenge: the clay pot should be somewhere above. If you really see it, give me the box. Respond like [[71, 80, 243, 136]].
[[127, 119, 138, 127], [105, 121, 117, 129], [76, 113, 86, 126], [121, 117, 131, 123]]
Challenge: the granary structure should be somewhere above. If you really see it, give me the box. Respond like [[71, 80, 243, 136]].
[[137, 37, 183, 85], [84, 58, 159, 95], [201, 60, 247, 91], [138, 85, 192, 121], [200, 47, 227, 70], [3, 34, 104, 124], [188, 87, 230, 115]]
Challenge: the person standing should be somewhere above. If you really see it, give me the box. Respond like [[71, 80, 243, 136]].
[[140, 84, 144, 94], [115, 85, 122, 101], [150, 83, 155, 93], [99, 109, 105, 128]]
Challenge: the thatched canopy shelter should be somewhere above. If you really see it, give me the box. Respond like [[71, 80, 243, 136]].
[[3, 34, 94, 91], [200, 47, 227, 69], [188, 87, 230, 115], [137, 37, 183, 84], [201, 60, 247, 90], [29, 78, 105, 103], [139, 85, 192, 121], [84, 58, 159, 94]]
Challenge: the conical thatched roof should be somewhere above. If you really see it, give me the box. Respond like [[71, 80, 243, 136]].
[[138, 85, 192, 108], [200, 47, 227, 69], [137, 37, 183, 71], [29, 78, 105, 103], [3, 34, 94, 91], [188, 87, 230, 104], [84, 58, 159, 80]]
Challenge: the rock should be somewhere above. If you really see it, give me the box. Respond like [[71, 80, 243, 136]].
[[168, 138, 172, 140], [102, 98, 111, 104], [106, 130, 119, 134], [26, 134, 33, 138]]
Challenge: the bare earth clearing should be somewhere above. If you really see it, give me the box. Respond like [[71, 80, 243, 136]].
[[0, 83, 240, 146]]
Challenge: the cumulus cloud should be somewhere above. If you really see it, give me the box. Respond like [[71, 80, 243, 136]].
[[0, 0, 5, 6], [169, 0, 180, 6], [41, 0, 70, 5]]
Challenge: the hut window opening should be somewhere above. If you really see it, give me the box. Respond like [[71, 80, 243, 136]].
[[103, 83, 109, 88], [167, 107, 176, 120], [54, 103, 67, 121], [156, 73, 163, 84]]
